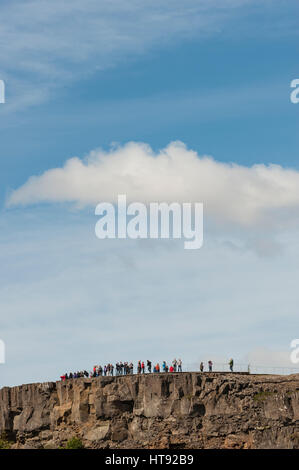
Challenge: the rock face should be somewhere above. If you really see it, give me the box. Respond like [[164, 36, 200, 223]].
[[0, 372, 299, 449]]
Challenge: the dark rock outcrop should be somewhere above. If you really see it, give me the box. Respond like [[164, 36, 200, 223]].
[[0, 372, 298, 449]]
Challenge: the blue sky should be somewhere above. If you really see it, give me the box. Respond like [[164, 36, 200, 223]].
[[1, 1, 299, 386]]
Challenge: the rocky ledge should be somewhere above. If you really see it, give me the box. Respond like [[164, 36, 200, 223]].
[[0, 372, 298, 449]]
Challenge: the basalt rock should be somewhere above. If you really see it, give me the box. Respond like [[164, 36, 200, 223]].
[[0, 372, 298, 449]]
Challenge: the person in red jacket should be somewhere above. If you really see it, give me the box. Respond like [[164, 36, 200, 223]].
[[169, 366, 174, 372], [141, 361, 145, 373]]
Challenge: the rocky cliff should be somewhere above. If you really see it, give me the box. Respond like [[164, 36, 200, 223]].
[[0, 372, 298, 449]]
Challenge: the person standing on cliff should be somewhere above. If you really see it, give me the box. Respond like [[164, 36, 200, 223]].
[[147, 360, 152, 373], [177, 358, 182, 372], [208, 360, 213, 372], [141, 361, 145, 373], [200, 362, 204, 372], [229, 358, 234, 372]]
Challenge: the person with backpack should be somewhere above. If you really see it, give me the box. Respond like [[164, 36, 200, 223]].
[[229, 358, 234, 372]]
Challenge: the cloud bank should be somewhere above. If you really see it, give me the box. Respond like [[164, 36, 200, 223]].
[[1, 208, 298, 386], [7, 141, 299, 230]]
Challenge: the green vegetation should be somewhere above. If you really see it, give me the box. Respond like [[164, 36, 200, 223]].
[[184, 394, 193, 400], [65, 437, 85, 449], [0, 432, 13, 449], [253, 391, 275, 402]]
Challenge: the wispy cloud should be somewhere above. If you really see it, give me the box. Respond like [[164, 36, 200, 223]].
[[0, 0, 295, 112]]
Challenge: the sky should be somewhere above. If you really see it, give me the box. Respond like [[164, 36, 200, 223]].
[[1, 0, 299, 386]]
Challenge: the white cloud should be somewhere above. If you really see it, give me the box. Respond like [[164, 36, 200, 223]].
[[7, 141, 299, 231]]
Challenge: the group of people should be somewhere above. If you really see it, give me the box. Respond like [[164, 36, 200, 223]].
[[60, 358, 183, 381], [60, 370, 89, 381], [136, 358, 182, 374], [60, 358, 235, 381]]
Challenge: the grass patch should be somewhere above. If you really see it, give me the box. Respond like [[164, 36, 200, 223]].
[[65, 437, 85, 449], [253, 391, 274, 402], [0, 432, 13, 449], [184, 394, 193, 400]]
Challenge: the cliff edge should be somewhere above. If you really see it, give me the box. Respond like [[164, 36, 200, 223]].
[[0, 372, 298, 449]]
